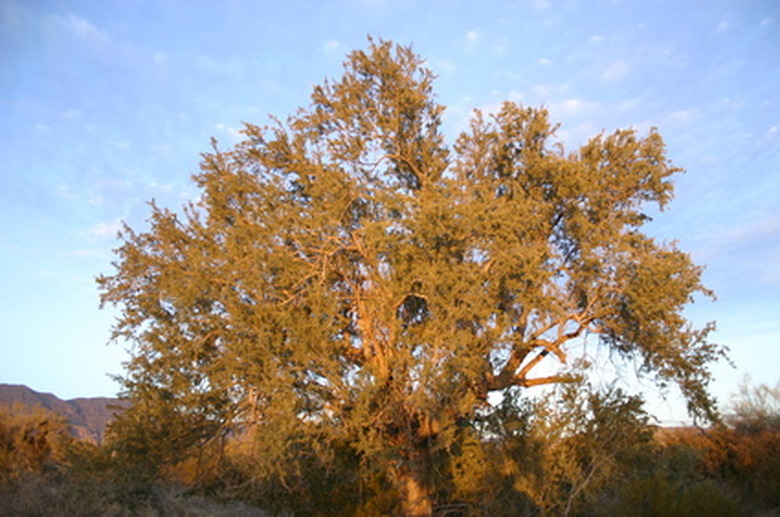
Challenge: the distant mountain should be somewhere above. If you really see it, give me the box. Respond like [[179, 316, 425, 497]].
[[0, 383, 127, 444]]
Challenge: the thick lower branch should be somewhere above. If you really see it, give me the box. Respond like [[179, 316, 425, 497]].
[[517, 375, 575, 387]]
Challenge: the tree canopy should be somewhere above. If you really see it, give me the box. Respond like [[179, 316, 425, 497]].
[[99, 39, 724, 515]]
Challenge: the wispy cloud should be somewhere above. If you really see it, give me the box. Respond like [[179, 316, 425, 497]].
[[353, 0, 388, 7], [602, 60, 631, 82], [1, 0, 21, 25], [323, 39, 341, 54], [54, 184, 77, 200], [47, 12, 111, 47], [62, 108, 84, 121], [663, 108, 699, 127], [489, 35, 508, 55], [151, 144, 172, 155], [720, 212, 780, 244], [435, 59, 456, 75], [531, 0, 551, 10], [86, 220, 123, 238], [550, 98, 600, 116], [464, 29, 480, 52], [215, 123, 243, 144], [694, 211, 780, 292], [86, 178, 135, 208]]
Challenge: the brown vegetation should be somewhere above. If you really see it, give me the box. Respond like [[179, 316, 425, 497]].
[[1, 379, 778, 515]]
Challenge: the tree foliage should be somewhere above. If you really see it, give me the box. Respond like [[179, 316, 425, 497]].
[[451, 380, 655, 515], [99, 39, 724, 514]]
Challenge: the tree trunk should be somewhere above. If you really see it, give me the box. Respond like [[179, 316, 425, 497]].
[[395, 458, 433, 517]]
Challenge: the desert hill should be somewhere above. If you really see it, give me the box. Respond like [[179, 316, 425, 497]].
[[0, 383, 126, 443]]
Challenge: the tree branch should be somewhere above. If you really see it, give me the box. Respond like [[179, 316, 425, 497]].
[[517, 375, 575, 387]]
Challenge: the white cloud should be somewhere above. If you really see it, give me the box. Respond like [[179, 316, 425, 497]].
[[62, 108, 84, 121], [695, 212, 780, 290], [323, 40, 340, 53], [528, 83, 553, 98], [49, 12, 110, 46], [151, 144, 172, 155], [436, 59, 457, 74], [68, 15, 101, 39], [215, 123, 243, 143], [602, 60, 631, 82], [196, 55, 241, 75], [466, 30, 479, 44], [531, 0, 551, 10], [68, 248, 109, 259], [618, 98, 641, 111], [354, 0, 388, 7], [506, 90, 524, 102], [521, 82, 576, 107], [721, 213, 780, 244], [550, 98, 600, 116], [87, 220, 123, 238], [716, 97, 746, 110], [555, 121, 599, 147], [54, 184, 76, 200], [664, 108, 698, 126]]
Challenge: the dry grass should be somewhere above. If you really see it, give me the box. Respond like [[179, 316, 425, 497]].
[[0, 474, 269, 517]]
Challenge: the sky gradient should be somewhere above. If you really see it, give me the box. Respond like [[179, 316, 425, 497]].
[[1, 0, 778, 424]]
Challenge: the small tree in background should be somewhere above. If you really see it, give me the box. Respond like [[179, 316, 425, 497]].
[[99, 39, 725, 515], [715, 378, 780, 510], [728, 377, 780, 433]]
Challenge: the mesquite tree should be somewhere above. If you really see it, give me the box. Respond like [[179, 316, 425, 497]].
[[99, 40, 723, 515]]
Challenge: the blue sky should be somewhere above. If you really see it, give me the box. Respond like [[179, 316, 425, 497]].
[[1, 0, 778, 424]]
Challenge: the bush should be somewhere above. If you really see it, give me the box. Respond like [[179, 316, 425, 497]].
[[0, 404, 72, 480]]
